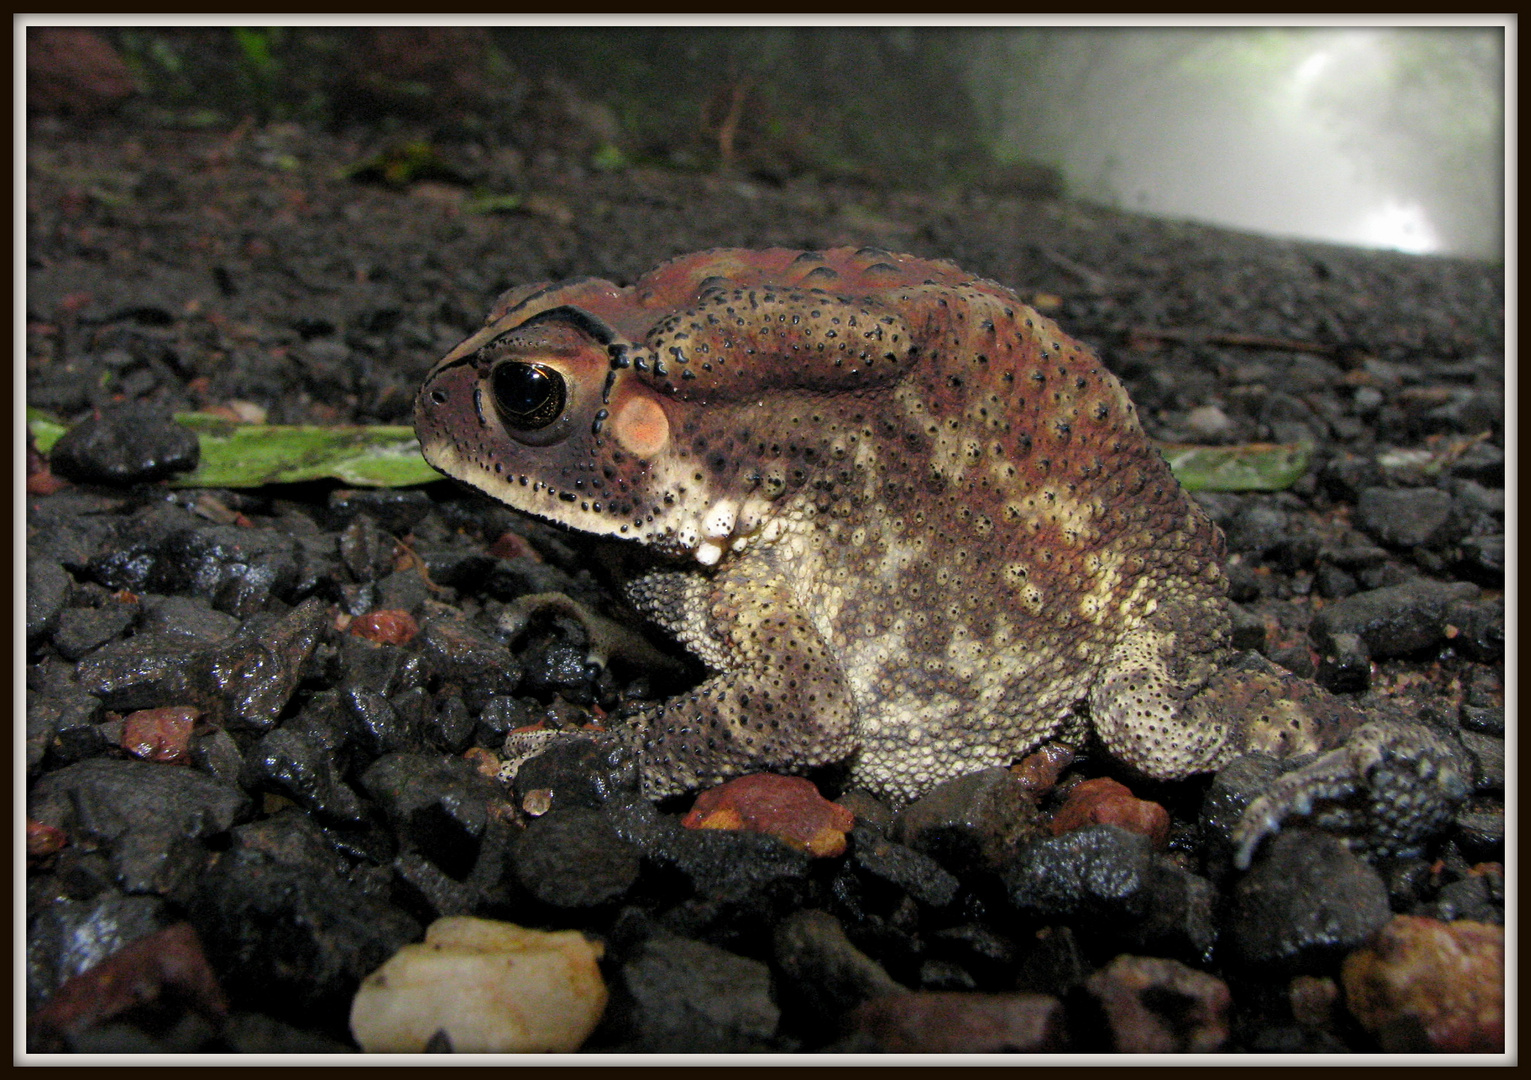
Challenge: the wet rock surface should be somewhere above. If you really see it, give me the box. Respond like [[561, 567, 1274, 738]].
[[24, 113, 1503, 1054], [602, 934, 783, 1052], [1228, 830, 1393, 973], [47, 404, 200, 486]]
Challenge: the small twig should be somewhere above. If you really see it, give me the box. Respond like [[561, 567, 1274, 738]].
[[716, 78, 751, 172], [1042, 249, 1111, 294], [1127, 326, 1335, 356]]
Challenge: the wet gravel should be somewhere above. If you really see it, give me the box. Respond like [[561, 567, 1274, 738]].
[[25, 117, 1504, 1054]]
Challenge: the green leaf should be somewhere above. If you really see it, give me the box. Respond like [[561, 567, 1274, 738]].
[[591, 143, 629, 172], [26, 407, 66, 453], [464, 192, 524, 215], [30, 408, 1311, 494], [341, 140, 465, 187], [1158, 441, 1313, 492], [27, 408, 442, 488], [169, 416, 440, 487]]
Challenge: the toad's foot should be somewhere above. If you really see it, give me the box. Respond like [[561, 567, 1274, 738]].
[[499, 726, 633, 787], [1232, 719, 1473, 869]]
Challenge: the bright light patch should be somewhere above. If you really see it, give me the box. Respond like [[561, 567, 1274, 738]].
[[1353, 199, 1439, 254], [1291, 48, 1335, 94]]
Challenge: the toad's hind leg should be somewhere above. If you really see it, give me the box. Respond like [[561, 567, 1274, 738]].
[[621, 558, 861, 799], [1087, 585, 1235, 782], [1095, 631, 1473, 867], [1179, 653, 1474, 866]]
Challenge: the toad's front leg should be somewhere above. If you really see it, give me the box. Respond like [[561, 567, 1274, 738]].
[[621, 555, 861, 799]]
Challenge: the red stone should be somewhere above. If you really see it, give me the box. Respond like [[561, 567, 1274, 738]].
[[1085, 954, 1231, 1053], [350, 609, 420, 645], [1342, 915, 1504, 1053], [487, 530, 540, 561], [29, 924, 227, 1048], [120, 706, 198, 765], [848, 992, 1067, 1053], [26, 29, 135, 116], [27, 818, 68, 860], [1009, 744, 1074, 795], [1049, 776, 1170, 849], [682, 773, 855, 857]]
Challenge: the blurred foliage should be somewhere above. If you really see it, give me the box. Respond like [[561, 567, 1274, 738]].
[[105, 26, 1027, 190], [341, 139, 469, 187], [502, 26, 996, 183], [99, 25, 1500, 254]]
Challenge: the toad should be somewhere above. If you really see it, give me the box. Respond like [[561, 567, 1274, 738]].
[[415, 247, 1469, 866]]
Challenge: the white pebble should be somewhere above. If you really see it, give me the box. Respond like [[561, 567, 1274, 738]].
[[349, 917, 608, 1053]]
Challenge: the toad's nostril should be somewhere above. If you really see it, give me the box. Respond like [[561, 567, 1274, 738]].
[[430, 388, 448, 404]]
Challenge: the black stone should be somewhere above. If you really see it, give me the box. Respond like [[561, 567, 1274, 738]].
[[1445, 597, 1504, 662], [1308, 578, 1481, 659], [1004, 825, 1216, 962], [1458, 730, 1504, 795], [1457, 534, 1504, 583], [1314, 633, 1371, 694], [1003, 825, 1155, 921], [1414, 871, 1502, 925], [192, 847, 420, 1028], [249, 727, 367, 824], [1459, 704, 1504, 737], [419, 612, 521, 711], [925, 923, 1019, 990], [337, 515, 397, 583], [1227, 828, 1391, 972], [27, 688, 102, 770], [510, 807, 641, 909], [426, 692, 475, 753], [341, 685, 414, 756], [359, 751, 503, 877], [323, 487, 434, 535], [87, 503, 308, 618], [607, 798, 811, 904], [51, 602, 139, 661], [337, 634, 413, 698], [391, 850, 477, 920], [29, 758, 250, 898], [1355, 486, 1459, 550], [1453, 808, 1504, 862], [850, 825, 960, 910], [606, 934, 781, 1052], [75, 596, 329, 732], [893, 767, 1043, 876], [189, 727, 245, 788], [1224, 503, 1289, 562], [48, 404, 199, 485], [1313, 563, 1359, 600], [771, 909, 903, 1024], [473, 694, 532, 748], [1228, 604, 1268, 652], [27, 557, 72, 642], [136, 595, 241, 647], [513, 735, 640, 809]]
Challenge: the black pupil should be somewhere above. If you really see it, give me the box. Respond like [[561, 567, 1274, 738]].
[[491, 362, 564, 430]]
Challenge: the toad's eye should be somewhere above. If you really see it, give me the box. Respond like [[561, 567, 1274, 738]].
[[491, 361, 566, 431]]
